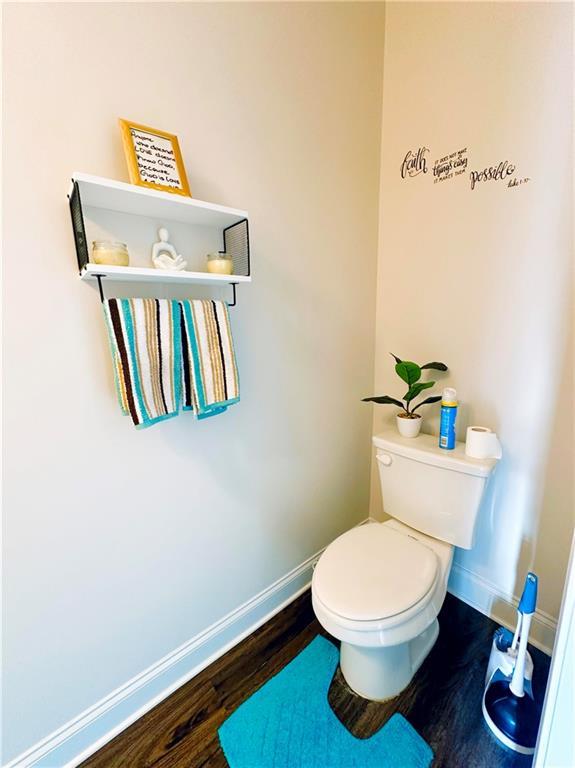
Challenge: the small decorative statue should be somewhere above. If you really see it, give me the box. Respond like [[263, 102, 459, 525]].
[[151, 228, 187, 271]]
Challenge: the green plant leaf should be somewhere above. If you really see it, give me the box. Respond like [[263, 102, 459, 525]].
[[421, 361, 448, 371], [404, 380, 434, 402], [411, 395, 442, 412], [390, 353, 403, 364], [395, 361, 421, 385], [362, 395, 404, 408]]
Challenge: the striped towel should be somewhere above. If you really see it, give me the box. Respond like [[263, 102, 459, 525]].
[[179, 300, 240, 419], [103, 298, 181, 428]]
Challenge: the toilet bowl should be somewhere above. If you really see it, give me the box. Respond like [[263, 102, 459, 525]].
[[311, 429, 499, 702], [312, 520, 453, 701]]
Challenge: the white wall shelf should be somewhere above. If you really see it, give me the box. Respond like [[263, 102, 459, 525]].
[[69, 173, 248, 228], [68, 173, 251, 306], [80, 263, 251, 285]]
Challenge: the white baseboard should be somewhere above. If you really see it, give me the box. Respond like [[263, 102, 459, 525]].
[[4, 518, 372, 768], [448, 562, 557, 656]]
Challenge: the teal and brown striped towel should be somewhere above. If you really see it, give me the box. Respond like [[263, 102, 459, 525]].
[[103, 298, 181, 428], [180, 300, 240, 419], [102, 298, 239, 427]]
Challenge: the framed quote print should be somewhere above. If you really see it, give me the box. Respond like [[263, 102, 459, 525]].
[[119, 119, 191, 197]]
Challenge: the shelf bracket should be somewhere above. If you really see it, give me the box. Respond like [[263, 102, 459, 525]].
[[227, 282, 238, 308], [95, 274, 105, 303]]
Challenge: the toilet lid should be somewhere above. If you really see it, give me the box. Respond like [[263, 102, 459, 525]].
[[313, 524, 438, 621]]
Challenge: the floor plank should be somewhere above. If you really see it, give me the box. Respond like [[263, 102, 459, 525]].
[[81, 591, 550, 768]]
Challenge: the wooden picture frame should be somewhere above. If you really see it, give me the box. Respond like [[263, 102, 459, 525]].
[[119, 119, 191, 197]]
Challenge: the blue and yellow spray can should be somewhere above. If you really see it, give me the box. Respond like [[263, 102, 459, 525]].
[[439, 388, 458, 450]]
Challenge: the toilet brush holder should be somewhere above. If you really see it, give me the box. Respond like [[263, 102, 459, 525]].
[[485, 627, 533, 697]]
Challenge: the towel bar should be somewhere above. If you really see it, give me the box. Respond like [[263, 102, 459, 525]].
[[93, 274, 238, 307]]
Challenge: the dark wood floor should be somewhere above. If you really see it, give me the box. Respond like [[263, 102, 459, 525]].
[[81, 591, 550, 768]]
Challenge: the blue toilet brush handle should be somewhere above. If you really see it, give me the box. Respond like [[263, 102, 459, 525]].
[[510, 573, 538, 698], [518, 573, 538, 615], [512, 572, 537, 651]]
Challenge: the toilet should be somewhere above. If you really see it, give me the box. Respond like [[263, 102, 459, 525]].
[[312, 429, 499, 702]]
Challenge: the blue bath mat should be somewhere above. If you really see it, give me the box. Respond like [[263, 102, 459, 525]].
[[218, 635, 433, 768]]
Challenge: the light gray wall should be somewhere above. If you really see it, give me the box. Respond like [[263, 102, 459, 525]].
[[370, 2, 573, 640], [1, 3, 385, 762]]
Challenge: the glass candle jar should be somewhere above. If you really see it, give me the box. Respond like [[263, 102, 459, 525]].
[[92, 241, 129, 267], [206, 251, 233, 275]]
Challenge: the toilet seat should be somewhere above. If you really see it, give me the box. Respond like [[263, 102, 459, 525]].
[[313, 524, 438, 622]]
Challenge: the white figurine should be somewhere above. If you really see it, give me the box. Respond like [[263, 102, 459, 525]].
[[151, 228, 187, 271]]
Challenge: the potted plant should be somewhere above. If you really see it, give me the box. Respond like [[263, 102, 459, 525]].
[[363, 354, 448, 438]]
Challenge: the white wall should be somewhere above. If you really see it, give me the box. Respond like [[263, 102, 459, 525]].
[[534, 535, 575, 768], [370, 2, 573, 645], [1, 3, 385, 763]]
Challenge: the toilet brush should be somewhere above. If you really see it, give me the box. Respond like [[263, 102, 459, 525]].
[[482, 573, 540, 754]]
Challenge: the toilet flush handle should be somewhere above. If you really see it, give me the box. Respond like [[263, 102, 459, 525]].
[[377, 453, 393, 467]]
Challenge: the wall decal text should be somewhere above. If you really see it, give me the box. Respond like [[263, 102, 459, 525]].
[[508, 176, 531, 188], [469, 160, 515, 190], [400, 149, 531, 192], [401, 147, 429, 178], [433, 147, 468, 184]]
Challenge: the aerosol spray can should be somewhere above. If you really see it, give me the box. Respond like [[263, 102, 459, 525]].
[[439, 388, 457, 450]]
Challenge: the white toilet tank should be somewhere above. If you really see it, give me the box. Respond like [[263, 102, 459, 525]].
[[374, 430, 499, 549]]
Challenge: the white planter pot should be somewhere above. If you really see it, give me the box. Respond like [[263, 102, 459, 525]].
[[396, 413, 422, 438]]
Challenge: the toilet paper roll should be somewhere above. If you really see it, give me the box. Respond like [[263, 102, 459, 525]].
[[465, 426, 502, 459]]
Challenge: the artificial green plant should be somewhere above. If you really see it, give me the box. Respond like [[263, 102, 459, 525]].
[[363, 354, 448, 419]]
